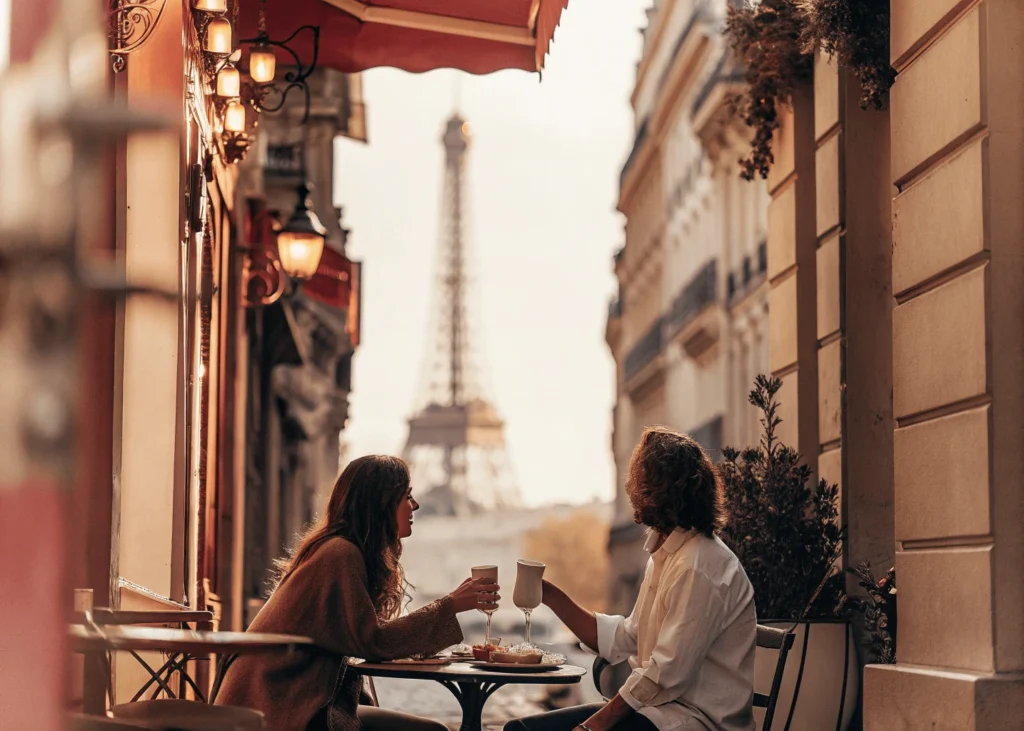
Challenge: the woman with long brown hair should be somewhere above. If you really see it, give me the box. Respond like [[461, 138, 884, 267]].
[[215, 455, 498, 731]]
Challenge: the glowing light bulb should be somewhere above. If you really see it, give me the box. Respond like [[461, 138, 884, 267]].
[[224, 99, 246, 133], [193, 0, 227, 12], [216, 64, 240, 97], [204, 18, 232, 55], [250, 44, 277, 84]]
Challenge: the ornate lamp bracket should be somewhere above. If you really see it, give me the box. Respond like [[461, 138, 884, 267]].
[[108, 0, 168, 73], [241, 25, 321, 124], [242, 246, 287, 308]]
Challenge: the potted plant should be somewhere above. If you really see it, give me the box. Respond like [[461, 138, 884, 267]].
[[719, 375, 857, 730]]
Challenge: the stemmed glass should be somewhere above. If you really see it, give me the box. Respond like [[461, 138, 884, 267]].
[[513, 559, 545, 647], [471, 565, 499, 645]]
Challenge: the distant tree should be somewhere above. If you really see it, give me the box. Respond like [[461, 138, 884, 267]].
[[523, 510, 610, 613]]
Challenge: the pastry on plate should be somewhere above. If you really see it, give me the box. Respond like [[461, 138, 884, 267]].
[[490, 649, 544, 664]]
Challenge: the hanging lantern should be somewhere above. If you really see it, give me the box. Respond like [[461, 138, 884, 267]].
[[249, 42, 277, 84], [224, 99, 246, 133], [204, 17, 232, 55], [216, 63, 240, 97], [277, 182, 327, 281]]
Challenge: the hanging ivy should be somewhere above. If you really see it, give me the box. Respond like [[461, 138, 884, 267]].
[[801, 0, 896, 110], [725, 0, 813, 181]]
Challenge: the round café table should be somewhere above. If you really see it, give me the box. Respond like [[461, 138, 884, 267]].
[[349, 660, 586, 731], [69, 625, 315, 714], [70, 609, 215, 707]]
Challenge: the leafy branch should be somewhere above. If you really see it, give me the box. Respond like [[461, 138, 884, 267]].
[[800, 0, 896, 110], [725, 0, 813, 180], [848, 561, 897, 664]]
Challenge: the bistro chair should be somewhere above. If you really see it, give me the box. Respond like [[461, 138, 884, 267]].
[[753, 625, 796, 731], [591, 624, 796, 731], [110, 699, 264, 731]]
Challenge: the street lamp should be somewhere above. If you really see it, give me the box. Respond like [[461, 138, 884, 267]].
[[277, 182, 326, 281]]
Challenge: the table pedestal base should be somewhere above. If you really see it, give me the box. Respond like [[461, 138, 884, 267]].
[[438, 680, 501, 731]]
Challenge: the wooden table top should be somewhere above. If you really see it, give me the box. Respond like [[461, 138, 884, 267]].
[[73, 608, 214, 626], [68, 625, 315, 655], [350, 660, 586, 685]]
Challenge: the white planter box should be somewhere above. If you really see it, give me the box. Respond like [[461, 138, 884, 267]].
[[755, 620, 859, 731]]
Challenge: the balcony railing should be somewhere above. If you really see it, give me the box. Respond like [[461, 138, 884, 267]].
[[666, 259, 718, 337], [624, 317, 665, 382], [265, 144, 304, 177], [727, 241, 768, 303]]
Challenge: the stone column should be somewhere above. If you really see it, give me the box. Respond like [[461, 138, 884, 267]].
[[814, 51, 896, 578], [813, 53, 845, 517], [864, 1, 1024, 726], [767, 88, 818, 466]]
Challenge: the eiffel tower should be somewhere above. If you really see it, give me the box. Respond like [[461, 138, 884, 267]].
[[401, 113, 520, 517]]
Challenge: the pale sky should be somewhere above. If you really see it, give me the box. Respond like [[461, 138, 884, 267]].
[[0, 0, 9, 70], [335, 0, 650, 507]]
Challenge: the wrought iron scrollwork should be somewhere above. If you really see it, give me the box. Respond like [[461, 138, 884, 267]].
[[243, 247, 287, 308], [109, 0, 168, 73], [241, 26, 320, 124]]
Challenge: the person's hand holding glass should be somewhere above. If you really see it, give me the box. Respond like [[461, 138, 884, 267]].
[[471, 565, 500, 644]]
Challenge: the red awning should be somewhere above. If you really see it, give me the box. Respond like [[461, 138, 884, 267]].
[[238, 0, 571, 74], [304, 247, 352, 309], [303, 248, 362, 347]]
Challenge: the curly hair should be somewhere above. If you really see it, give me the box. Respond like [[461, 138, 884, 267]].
[[626, 427, 726, 537], [274, 455, 411, 619]]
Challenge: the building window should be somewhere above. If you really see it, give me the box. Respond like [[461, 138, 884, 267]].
[[691, 415, 724, 461]]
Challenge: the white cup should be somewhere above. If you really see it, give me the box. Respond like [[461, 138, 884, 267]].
[[513, 560, 545, 610]]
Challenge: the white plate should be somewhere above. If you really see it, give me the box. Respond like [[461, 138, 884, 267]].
[[474, 662, 563, 672]]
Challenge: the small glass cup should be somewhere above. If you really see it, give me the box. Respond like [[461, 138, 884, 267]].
[[471, 565, 499, 644], [472, 637, 501, 662]]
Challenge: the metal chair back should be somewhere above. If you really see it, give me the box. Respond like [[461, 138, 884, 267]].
[[590, 624, 797, 731], [753, 625, 797, 731]]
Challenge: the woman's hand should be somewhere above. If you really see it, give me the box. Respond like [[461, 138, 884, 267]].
[[448, 577, 501, 614], [539, 579, 599, 651]]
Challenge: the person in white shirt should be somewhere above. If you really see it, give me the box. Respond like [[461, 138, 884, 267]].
[[506, 427, 756, 731]]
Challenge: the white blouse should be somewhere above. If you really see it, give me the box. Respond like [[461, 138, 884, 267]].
[[595, 528, 757, 731]]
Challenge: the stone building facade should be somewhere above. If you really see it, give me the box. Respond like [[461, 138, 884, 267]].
[[606, 0, 769, 613], [612, 0, 1024, 727], [786, 3, 1024, 727], [237, 68, 365, 621]]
